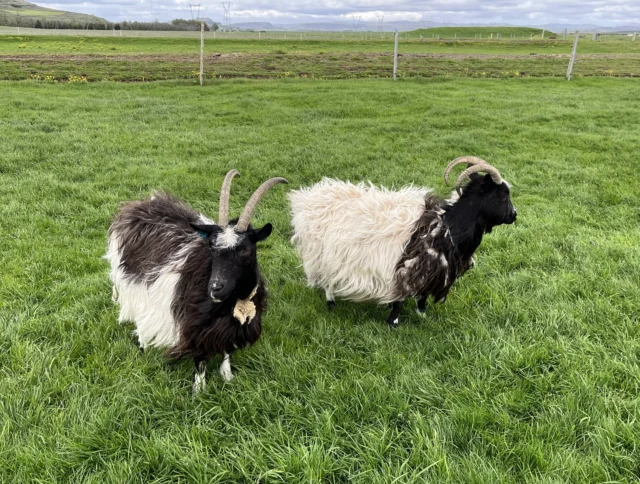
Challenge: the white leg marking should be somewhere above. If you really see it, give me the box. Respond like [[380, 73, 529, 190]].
[[193, 367, 206, 394], [219, 353, 234, 382], [393, 318, 399, 326]]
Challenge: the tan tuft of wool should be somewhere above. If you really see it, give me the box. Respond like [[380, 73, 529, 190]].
[[233, 286, 258, 324]]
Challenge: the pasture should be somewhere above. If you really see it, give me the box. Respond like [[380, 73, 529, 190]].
[[1, 76, 639, 482], [0, 33, 639, 81]]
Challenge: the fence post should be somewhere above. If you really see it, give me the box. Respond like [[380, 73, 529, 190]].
[[200, 22, 204, 86], [592, 32, 597, 41], [542, 29, 545, 39], [633, 32, 637, 41], [566, 31, 580, 80], [563, 29, 567, 40], [393, 30, 398, 81]]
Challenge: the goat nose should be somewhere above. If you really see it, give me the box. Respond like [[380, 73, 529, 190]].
[[211, 282, 224, 293]]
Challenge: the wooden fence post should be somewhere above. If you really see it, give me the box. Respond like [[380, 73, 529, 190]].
[[200, 22, 204, 86], [393, 30, 398, 81], [566, 31, 580, 80]]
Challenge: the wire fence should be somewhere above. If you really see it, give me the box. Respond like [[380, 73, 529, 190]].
[[1, 26, 638, 42], [1, 26, 638, 82]]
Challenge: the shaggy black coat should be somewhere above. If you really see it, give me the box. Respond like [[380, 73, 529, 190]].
[[394, 173, 515, 305], [110, 193, 266, 362], [394, 195, 474, 303]]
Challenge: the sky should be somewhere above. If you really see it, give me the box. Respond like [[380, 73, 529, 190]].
[[33, 1, 640, 26]]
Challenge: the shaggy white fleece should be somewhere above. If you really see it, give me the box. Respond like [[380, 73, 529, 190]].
[[289, 178, 429, 304]]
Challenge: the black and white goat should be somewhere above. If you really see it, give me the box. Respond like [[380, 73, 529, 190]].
[[106, 170, 287, 392], [289, 157, 516, 327]]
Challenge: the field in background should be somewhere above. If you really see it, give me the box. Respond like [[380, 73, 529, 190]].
[[1, 77, 639, 482], [0, 31, 639, 81], [411, 26, 547, 38]]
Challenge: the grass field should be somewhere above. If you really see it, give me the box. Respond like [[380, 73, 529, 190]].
[[1, 34, 639, 81], [1, 77, 639, 482], [411, 27, 547, 38]]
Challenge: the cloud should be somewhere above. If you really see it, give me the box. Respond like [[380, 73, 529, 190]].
[[33, 0, 640, 26]]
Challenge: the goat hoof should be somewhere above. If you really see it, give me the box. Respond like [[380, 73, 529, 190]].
[[220, 369, 234, 382], [388, 317, 399, 329], [327, 300, 336, 311], [193, 378, 206, 394], [416, 309, 427, 318]]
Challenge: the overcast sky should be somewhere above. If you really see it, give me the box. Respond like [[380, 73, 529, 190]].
[[33, 1, 639, 26]]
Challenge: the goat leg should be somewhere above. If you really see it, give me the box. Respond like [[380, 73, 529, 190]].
[[387, 301, 404, 328], [325, 291, 336, 311], [416, 296, 428, 317], [219, 352, 234, 382], [193, 358, 207, 394]]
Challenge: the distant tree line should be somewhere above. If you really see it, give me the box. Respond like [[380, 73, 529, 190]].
[[0, 15, 218, 31]]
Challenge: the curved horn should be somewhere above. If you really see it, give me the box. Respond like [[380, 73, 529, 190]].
[[218, 169, 241, 227], [235, 177, 289, 232], [455, 164, 503, 195], [444, 156, 488, 185]]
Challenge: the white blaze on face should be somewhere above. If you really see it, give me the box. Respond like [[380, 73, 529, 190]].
[[215, 226, 240, 249]]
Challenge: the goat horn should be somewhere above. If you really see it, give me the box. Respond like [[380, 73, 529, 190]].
[[444, 156, 488, 185], [455, 163, 503, 195], [235, 177, 288, 232], [218, 169, 241, 227]]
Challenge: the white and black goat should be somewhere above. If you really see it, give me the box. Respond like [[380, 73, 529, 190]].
[[289, 157, 517, 327], [106, 170, 287, 392]]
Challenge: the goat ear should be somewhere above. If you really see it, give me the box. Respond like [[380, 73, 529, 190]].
[[189, 223, 219, 235], [250, 223, 273, 243]]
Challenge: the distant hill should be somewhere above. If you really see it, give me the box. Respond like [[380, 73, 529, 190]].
[[226, 21, 638, 34], [0, 0, 107, 26]]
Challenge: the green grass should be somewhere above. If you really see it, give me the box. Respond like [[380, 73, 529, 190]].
[[1, 77, 639, 482], [1, 35, 639, 81], [411, 27, 548, 38], [1, 34, 639, 55], [1, 8, 63, 16]]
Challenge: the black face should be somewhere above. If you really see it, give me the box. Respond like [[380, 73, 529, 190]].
[[190, 222, 273, 303], [461, 173, 517, 230], [478, 174, 517, 226]]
